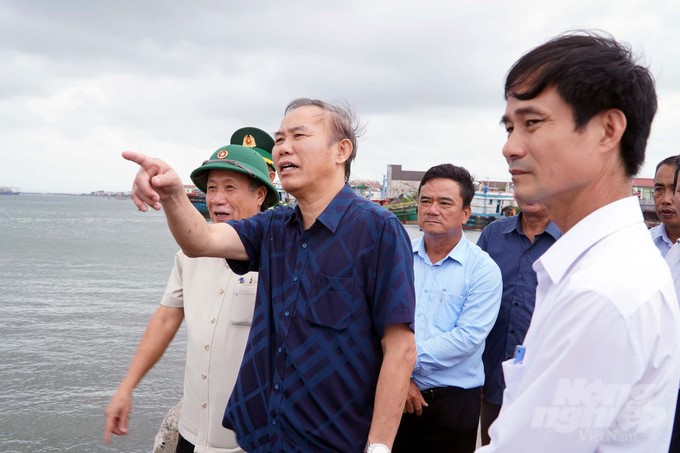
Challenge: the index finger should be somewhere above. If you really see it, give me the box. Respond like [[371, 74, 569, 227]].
[[103, 414, 115, 444], [122, 151, 155, 170]]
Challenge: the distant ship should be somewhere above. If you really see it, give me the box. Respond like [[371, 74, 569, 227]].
[[0, 186, 20, 195]]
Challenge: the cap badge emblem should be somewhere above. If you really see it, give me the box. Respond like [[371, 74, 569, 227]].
[[217, 149, 228, 159], [243, 135, 256, 148]]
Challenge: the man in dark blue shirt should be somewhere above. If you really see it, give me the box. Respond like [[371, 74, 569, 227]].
[[476, 201, 561, 445], [124, 98, 416, 453]]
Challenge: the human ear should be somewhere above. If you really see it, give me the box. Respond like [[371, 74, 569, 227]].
[[599, 109, 627, 153], [336, 138, 353, 164]]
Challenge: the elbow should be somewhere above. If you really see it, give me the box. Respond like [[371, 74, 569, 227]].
[[181, 246, 201, 258], [382, 324, 417, 370], [179, 233, 211, 258], [394, 330, 417, 370], [404, 337, 417, 370]]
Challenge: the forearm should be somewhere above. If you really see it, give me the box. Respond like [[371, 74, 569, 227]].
[[161, 191, 215, 257], [117, 306, 183, 394], [162, 192, 249, 260], [416, 326, 489, 373], [368, 324, 416, 448], [417, 267, 501, 374]]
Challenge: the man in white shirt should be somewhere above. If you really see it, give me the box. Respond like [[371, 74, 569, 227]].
[[650, 156, 680, 257], [478, 31, 680, 452], [104, 143, 279, 452]]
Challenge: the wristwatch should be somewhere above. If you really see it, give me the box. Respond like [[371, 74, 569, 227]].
[[364, 443, 391, 453]]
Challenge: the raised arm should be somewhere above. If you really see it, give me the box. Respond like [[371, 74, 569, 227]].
[[122, 151, 248, 260]]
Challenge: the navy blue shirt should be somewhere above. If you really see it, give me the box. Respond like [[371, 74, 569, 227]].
[[224, 184, 416, 452], [477, 214, 561, 405]]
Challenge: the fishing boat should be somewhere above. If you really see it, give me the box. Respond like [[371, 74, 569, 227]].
[[467, 187, 516, 228], [0, 186, 20, 195], [184, 185, 209, 217]]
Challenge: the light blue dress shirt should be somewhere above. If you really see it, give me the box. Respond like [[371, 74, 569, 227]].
[[665, 240, 680, 299], [650, 224, 674, 257], [412, 235, 502, 390]]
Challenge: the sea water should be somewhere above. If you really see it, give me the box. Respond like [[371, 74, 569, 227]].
[[0, 194, 480, 452], [0, 194, 184, 453]]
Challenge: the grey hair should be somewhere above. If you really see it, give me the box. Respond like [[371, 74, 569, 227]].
[[284, 98, 365, 182]]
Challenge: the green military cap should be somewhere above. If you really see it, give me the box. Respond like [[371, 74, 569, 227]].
[[230, 127, 275, 167], [190, 144, 279, 209]]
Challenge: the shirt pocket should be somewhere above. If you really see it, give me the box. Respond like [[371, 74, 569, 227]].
[[501, 359, 526, 407], [305, 273, 354, 331], [229, 281, 257, 327], [432, 292, 466, 332]]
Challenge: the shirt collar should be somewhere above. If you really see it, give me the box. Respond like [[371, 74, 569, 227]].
[[535, 196, 642, 285], [543, 220, 562, 240], [499, 215, 521, 234], [413, 235, 470, 266], [287, 184, 356, 234], [651, 224, 673, 246], [499, 214, 561, 241]]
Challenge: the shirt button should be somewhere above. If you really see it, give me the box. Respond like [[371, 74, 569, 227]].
[[210, 318, 216, 323], [271, 419, 277, 426], [202, 403, 207, 409], [302, 243, 308, 248], [284, 311, 290, 317], [513, 302, 518, 306], [274, 383, 280, 390], [510, 329, 516, 334], [277, 346, 283, 353], [202, 374, 207, 379], [204, 344, 210, 351], [219, 288, 225, 295], [293, 276, 299, 282]]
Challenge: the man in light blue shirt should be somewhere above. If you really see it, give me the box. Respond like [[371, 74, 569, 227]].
[[393, 164, 502, 453], [650, 155, 680, 256], [662, 155, 680, 452]]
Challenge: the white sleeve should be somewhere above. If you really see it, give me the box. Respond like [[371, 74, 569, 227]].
[[160, 250, 184, 308]]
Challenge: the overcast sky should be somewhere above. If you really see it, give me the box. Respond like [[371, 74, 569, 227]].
[[1, 0, 678, 193]]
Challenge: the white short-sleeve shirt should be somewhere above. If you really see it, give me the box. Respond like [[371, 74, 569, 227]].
[[161, 252, 256, 453]]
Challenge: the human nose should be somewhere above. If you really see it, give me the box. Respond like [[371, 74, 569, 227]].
[[423, 202, 440, 215], [273, 138, 291, 159], [211, 188, 229, 204], [661, 188, 675, 204], [502, 132, 526, 163]]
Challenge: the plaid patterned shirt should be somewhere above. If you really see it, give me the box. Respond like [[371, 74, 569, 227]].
[[224, 184, 415, 452]]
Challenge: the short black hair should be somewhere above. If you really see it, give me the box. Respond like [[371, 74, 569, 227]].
[[418, 164, 475, 207], [672, 156, 680, 191], [505, 31, 657, 176], [655, 155, 678, 175]]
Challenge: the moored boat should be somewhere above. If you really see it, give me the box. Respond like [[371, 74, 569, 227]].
[[0, 186, 20, 195]]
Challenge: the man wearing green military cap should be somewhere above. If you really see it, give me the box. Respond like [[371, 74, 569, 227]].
[[105, 142, 277, 453], [231, 127, 277, 182], [191, 144, 279, 210]]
